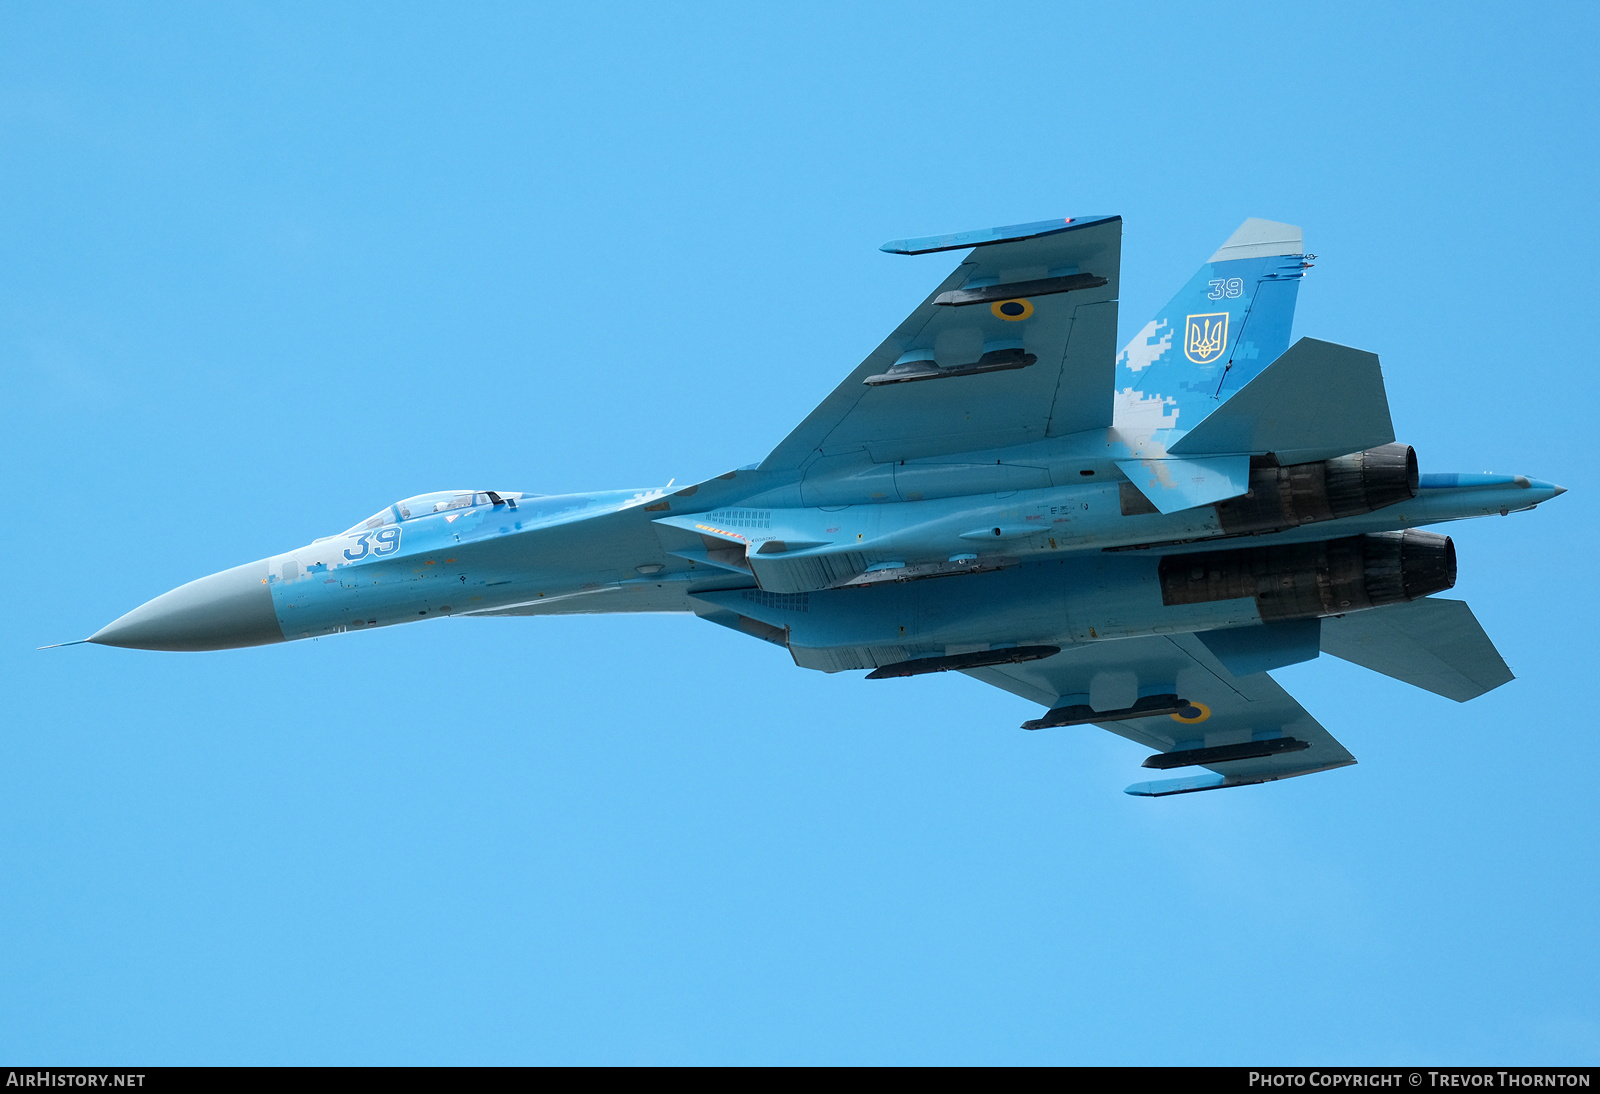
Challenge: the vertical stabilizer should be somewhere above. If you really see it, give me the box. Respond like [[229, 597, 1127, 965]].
[[1114, 218, 1311, 440]]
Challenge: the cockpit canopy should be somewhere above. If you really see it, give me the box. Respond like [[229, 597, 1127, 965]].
[[340, 491, 534, 536]]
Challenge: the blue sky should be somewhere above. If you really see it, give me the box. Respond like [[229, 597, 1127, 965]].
[[2, 2, 1596, 1064]]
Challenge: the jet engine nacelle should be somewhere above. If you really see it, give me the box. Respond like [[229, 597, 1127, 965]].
[[1120, 443, 1419, 534], [1218, 442, 1418, 535], [760, 530, 1456, 656], [1157, 529, 1455, 622]]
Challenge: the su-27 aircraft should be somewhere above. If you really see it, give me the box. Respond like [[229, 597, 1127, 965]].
[[68, 215, 1565, 796]]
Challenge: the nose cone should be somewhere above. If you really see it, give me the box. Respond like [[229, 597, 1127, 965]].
[[90, 560, 284, 651], [1523, 479, 1574, 505]]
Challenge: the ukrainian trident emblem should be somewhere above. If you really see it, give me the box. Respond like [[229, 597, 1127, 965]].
[[1184, 313, 1229, 364]]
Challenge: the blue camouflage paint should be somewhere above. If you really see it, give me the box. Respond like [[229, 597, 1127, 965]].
[[79, 214, 1565, 796], [263, 488, 669, 641], [1114, 253, 1308, 441], [879, 213, 1120, 255]]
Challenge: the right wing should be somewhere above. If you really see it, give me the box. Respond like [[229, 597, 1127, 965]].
[[963, 632, 1356, 796], [759, 215, 1122, 471]]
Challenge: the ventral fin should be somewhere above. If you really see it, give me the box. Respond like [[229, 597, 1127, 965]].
[[1195, 619, 1322, 677]]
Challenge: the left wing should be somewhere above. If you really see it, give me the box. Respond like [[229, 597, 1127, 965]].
[[759, 215, 1122, 471], [963, 631, 1356, 796]]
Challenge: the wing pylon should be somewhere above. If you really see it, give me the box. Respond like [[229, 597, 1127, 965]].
[[963, 633, 1357, 796], [760, 214, 1123, 472]]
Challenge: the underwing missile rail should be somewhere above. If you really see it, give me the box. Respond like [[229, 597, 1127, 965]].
[[68, 214, 1563, 797]]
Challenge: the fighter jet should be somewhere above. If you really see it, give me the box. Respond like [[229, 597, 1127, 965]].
[[70, 215, 1564, 796]]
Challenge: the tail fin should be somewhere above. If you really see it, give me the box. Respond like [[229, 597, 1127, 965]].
[[1115, 218, 1311, 437]]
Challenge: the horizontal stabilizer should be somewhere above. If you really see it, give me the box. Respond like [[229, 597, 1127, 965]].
[[1115, 454, 1250, 514], [1319, 597, 1514, 701], [1169, 337, 1394, 464]]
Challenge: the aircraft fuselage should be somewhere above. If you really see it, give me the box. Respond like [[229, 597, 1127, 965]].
[[85, 450, 1559, 655]]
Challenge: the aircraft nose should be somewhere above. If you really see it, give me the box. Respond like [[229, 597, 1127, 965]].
[[89, 560, 285, 651], [1525, 477, 1567, 499]]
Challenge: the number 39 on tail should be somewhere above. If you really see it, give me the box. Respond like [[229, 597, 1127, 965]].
[[64, 215, 1564, 796]]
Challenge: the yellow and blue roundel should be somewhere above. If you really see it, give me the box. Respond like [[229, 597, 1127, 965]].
[[1170, 701, 1212, 724], [991, 299, 1034, 321]]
